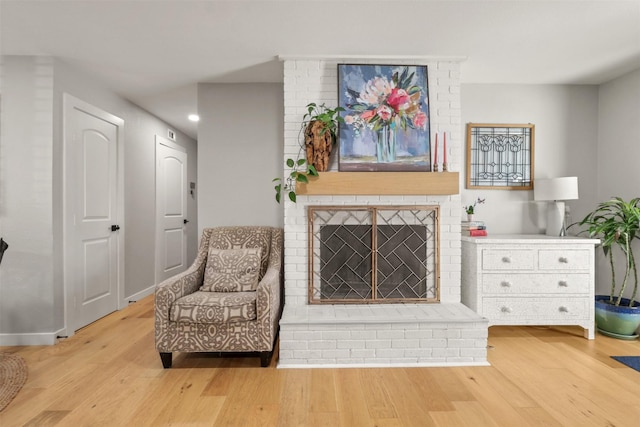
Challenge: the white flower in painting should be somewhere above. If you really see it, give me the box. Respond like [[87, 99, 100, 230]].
[[357, 76, 393, 106]]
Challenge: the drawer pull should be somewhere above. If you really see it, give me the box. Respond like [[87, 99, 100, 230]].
[[500, 306, 512, 313], [500, 281, 512, 288], [558, 306, 569, 313], [558, 257, 569, 263], [501, 257, 511, 263], [558, 281, 568, 287]]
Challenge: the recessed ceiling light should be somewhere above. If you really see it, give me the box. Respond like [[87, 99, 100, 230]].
[[188, 114, 200, 122]]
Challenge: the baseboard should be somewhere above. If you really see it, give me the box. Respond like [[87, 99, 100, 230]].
[[0, 328, 65, 346], [277, 361, 492, 369], [0, 286, 156, 346], [121, 284, 155, 308]]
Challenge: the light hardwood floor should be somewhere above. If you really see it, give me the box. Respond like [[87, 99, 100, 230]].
[[1, 295, 639, 426]]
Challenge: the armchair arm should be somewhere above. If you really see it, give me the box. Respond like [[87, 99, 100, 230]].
[[256, 265, 283, 345], [154, 265, 204, 322], [156, 227, 213, 323]]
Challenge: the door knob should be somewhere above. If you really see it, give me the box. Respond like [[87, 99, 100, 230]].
[[110, 225, 120, 232], [183, 219, 189, 224]]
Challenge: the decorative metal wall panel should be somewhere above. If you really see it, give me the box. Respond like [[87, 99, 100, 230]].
[[466, 123, 534, 190], [308, 206, 439, 304]]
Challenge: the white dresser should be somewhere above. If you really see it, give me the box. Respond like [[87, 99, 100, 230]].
[[461, 235, 600, 339]]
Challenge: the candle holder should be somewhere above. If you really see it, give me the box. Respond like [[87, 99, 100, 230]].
[[433, 163, 439, 172], [442, 162, 448, 172]]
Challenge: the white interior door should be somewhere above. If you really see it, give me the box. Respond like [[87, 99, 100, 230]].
[[155, 136, 188, 284], [64, 95, 124, 333]]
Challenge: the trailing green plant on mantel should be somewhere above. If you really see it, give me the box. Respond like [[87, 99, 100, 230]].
[[273, 158, 317, 203], [570, 197, 640, 306], [273, 103, 344, 203]]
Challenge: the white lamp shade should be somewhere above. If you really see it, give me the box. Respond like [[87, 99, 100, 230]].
[[534, 177, 579, 201]]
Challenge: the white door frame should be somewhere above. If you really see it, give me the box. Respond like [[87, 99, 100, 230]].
[[62, 94, 125, 337], [154, 135, 188, 285]]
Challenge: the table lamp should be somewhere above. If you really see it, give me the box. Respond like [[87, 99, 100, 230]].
[[534, 177, 579, 236]]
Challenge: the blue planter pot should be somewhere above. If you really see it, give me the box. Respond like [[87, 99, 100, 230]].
[[595, 295, 640, 338]]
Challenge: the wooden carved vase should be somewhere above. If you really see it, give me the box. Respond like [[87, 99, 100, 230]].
[[304, 120, 333, 172]]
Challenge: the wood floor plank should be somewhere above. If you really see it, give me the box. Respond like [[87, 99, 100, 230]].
[[247, 403, 280, 427], [516, 407, 564, 427], [2, 296, 639, 427], [145, 359, 222, 426], [429, 410, 467, 427], [456, 367, 537, 426], [427, 367, 475, 402], [309, 368, 337, 414], [0, 386, 49, 426], [307, 411, 341, 427], [127, 373, 190, 426], [22, 410, 71, 427], [383, 368, 437, 427], [334, 368, 372, 427], [276, 369, 311, 427], [359, 368, 398, 419], [451, 401, 501, 427], [212, 366, 265, 427], [405, 368, 455, 412], [458, 365, 538, 409]]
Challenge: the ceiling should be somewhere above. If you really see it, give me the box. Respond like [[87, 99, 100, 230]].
[[2, 0, 640, 140]]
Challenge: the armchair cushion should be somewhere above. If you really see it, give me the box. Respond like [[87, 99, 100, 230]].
[[170, 291, 257, 323], [201, 247, 262, 292]]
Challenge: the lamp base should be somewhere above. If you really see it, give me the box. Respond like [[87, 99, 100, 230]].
[[546, 200, 566, 236]]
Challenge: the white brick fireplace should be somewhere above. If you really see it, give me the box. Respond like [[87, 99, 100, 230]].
[[278, 56, 488, 368]]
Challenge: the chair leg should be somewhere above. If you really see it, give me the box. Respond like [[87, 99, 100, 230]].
[[159, 352, 172, 369], [260, 351, 273, 367]]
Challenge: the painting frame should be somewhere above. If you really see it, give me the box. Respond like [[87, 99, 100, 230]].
[[466, 123, 535, 190], [338, 64, 431, 172]]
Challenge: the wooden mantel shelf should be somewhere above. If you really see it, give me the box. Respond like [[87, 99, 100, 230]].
[[296, 172, 459, 196]]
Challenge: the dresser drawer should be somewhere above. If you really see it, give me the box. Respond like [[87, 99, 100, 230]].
[[483, 297, 590, 320], [482, 249, 535, 270], [538, 249, 591, 270], [482, 273, 591, 294]]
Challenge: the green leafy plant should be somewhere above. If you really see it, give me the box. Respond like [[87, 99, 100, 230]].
[[571, 197, 640, 306], [273, 103, 344, 203], [303, 102, 344, 141], [272, 158, 317, 203]]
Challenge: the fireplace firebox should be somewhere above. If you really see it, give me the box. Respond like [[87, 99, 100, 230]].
[[308, 206, 439, 304]]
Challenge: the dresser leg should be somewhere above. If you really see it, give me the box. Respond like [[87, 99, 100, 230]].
[[584, 327, 595, 340]]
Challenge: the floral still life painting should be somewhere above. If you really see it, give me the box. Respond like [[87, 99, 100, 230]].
[[338, 64, 431, 171]]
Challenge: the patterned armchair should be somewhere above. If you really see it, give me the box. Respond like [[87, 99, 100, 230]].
[[155, 226, 283, 368]]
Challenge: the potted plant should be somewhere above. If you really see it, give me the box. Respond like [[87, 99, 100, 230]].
[[463, 197, 485, 221], [303, 103, 344, 173], [273, 103, 344, 203], [571, 197, 640, 338]]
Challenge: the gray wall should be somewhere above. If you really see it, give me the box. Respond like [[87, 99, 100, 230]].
[[461, 84, 599, 234], [53, 59, 199, 301], [596, 68, 640, 297], [0, 56, 56, 336], [197, 83, 283, 234], [0, 56, 198, 342]]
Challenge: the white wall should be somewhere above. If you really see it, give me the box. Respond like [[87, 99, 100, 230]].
[[596, 68, 640, 298], [461, 84, 599, 235], [0, 56, 198, 343], [197, 83, 283, 233]]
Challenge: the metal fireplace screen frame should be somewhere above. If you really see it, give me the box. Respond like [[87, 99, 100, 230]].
[[308, 205, 439, 304]]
